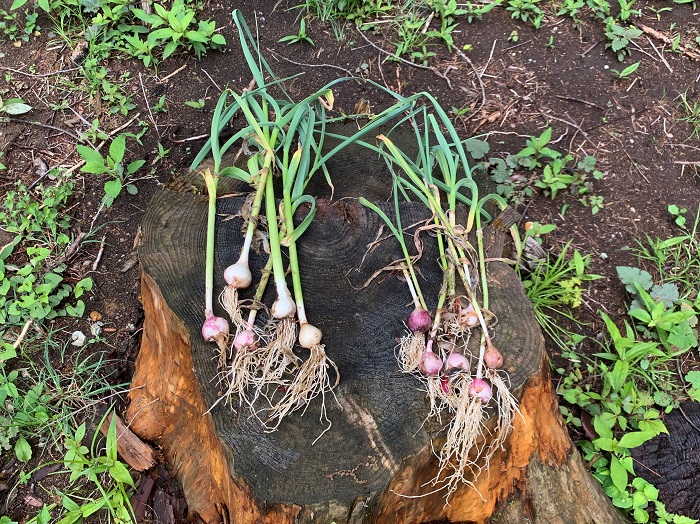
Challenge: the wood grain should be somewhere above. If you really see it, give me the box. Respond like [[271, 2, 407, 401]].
[[128, 153, 627, 522]]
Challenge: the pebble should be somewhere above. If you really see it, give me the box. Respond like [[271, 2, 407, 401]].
[[71, 331, 86, 346]]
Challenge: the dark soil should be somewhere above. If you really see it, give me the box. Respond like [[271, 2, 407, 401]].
[[1, 0, 699, 521]]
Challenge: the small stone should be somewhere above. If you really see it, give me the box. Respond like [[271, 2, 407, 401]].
[[90, 321, 103, 337], [71, 331, 86, 346]]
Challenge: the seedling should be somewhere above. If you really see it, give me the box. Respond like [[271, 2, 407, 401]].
[[605, 21, 642, 61], [0, 96, 32, 117], [424, 0, 465, 50], [131, 0, 226, 59], [646, 5, 672, 20], [551, 246, 700, 524], [77, 134, 146, 207], [460, 0, 503, 23], [0, 175, 93, 323], [520, 241, 602, 349], [618, 0, 641, 21], [611, 60, 640, 79], [506, 0, 544, 27], [185, 98, 206, 108], [278, 18, 314, 45], [523, 221, 556, 245], [153, 95, 167, 114], [155, 141, 171, 162], [581, 194, 605, 215], [411, 45, 436, 66], [668, 204, 687, 227]]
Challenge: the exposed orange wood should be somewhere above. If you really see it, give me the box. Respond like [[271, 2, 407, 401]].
[[126, 272, 299, 523], [371, 364, 572, 524]]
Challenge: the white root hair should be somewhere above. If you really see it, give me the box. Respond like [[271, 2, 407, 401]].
[[253, 317, 299, 402], [434, 374, 488, 502], [265, 343, 339, 434], [397, 332, 425, 374]]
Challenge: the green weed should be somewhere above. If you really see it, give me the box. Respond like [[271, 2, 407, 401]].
[[77, 134, 146, 207], [630, 209, 700, 308], [0, 175, 93, 324], [130, 0, 226, 62], [551, 220, 700, 523], [0, 96, 32, 117], [611, 60, 640, 79], [678, 91, 700, 141], [279, 17, 315, 45], [520, 241, 602, 350], [506, 0, 544, 28], [1, 333, 118, 463], [7, 415, 136, 524], [0, 6, 39, 42], [479, 129, 605, 211], [605, 20, 642, 61]]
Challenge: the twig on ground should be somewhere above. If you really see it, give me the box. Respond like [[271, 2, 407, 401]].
[[8, 118, 80, 140], [503, 39, 533, 52], [159, 63, 187, 82], [481, 40, 498, 77], [168, 133, 209, 143], [541, 112, 599, 151], [66, 106, 108, 146], [554, 95, 605, 111], [201, 68, 223, 93], [377, 53, 389, 92], [604, 129, 651, 183], [139, 72, 159, 138], [12, 320, 33, 350], [62, 230, 89, 264], [632, 22, 700, 61], [431, 64, 455, 90], [456, 48, 486, 119], [267, 48, 356, 77], [92, 235, 107, 272], [356, 29, 433, 71], [643, 36, 673, 73], [581, 39, 604, 57], [583, 106, 650, 134], [629, 40, 660, 64], [625, 77, 639, 93], [108, 113, 142, 136], [63, 113, 141, 175], [0, 66, 79, 78]]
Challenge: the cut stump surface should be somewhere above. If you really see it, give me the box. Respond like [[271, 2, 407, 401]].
[[128, 143, 627, 523]]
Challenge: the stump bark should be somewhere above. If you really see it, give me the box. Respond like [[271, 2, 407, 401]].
[[127, 141, 627, 523], [631, 401, 700, 519]]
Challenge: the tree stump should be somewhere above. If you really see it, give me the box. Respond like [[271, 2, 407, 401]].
[[631, 401, 700, 519], [127, 142, 627, 523]]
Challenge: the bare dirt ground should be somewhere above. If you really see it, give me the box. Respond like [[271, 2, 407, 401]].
[[1, 0, 699, 521]]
